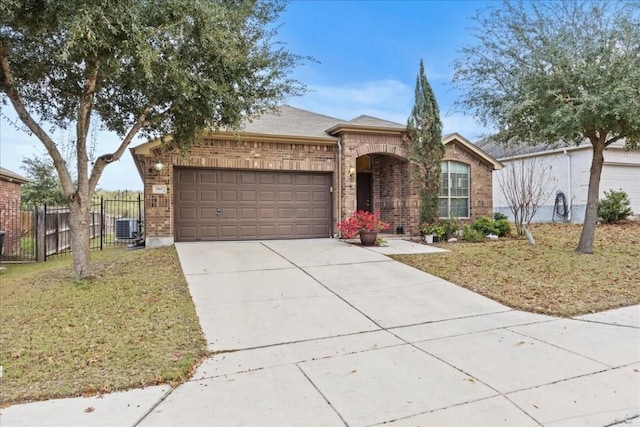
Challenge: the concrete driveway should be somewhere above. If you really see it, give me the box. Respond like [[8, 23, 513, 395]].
[[2, 239, 639, 426]]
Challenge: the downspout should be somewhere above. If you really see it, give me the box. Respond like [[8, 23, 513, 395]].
[[564, 150, 572, 221], [337, 138, 343, 238]]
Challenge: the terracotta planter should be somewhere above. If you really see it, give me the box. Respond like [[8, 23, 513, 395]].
[[359, 231, 378, 246]]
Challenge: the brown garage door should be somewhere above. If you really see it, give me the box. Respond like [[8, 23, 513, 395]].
[[174, 168, 332, 241]]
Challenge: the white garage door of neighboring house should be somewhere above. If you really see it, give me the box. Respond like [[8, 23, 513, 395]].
[[174, 168, 332, 242], [601, 164, 640, 215]]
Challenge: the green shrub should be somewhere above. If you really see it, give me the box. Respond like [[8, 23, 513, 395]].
[[462, 225, 486, 242], [472, 216, 499, 236], [598, 190, 633, 223], [439, 218, 461, 240], [493, 212, 508, 221], [494, 218, 512, 237]]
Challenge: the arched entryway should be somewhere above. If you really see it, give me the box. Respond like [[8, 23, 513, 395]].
[[354, 152, 417, 234]]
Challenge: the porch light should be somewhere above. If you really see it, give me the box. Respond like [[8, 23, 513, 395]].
[[349, 167, 356, 177], [154, 162, 165, 172]]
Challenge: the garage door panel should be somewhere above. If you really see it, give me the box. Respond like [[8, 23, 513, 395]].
[[200, 190, 217, 202], [259, 174, 276, 184], [240, 208, 258, 220], [296, 208, 311, 219], [312, 175, 327, 185], [313, 191, 328, 202], [174, 168, 331, 241], [296, 191, 311, 202], [260, 191, 275, 202], [239, 225, 258, 238], [295, 224, 311, 235], [220, 190, 238, 202], [278, 207, 294, 219], [177, 189, 197, 202], [259, 225, 277, 237], [278, 174, 293, 185], [296, 175, 311, 185], [313, 208, 328, 219], [259, 208, 276, 219], [177, 226, 197, 240], [240, 191, 257, 202], [177, 170, 197, 184], [220, 171, 238, 184], [178, 207, 197, 221], [278, 191, 294, 202], [200, 171, 218, 184], [220, 208, 237, 220], [200, 208, 218, 220], [200, 226, 219, 239]]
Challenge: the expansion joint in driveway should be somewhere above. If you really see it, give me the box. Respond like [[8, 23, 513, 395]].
[[296, 364, 350, 426]]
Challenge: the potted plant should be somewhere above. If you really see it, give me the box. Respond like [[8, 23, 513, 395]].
[[420, 221, 445, 243], [337, 210, 390, 246]]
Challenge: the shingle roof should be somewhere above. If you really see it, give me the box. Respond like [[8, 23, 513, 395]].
[[0, 166, 29, 184], [348, 115, 405, 129], [474, 139, 572, 160], [239, 105, 344, 139]]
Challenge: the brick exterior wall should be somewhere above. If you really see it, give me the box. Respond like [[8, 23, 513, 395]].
[[337, 131, 422, 236], [0, 179, 23, 256], [141, 136, 337, 239], [443, 140, 494, 220]]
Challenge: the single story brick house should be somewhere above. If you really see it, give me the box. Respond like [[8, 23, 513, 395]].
[[0, 167, 29, 257], [130, 105, 501, 247]]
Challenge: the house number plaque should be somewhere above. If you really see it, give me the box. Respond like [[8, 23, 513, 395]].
[[152, 185, 167, 194]]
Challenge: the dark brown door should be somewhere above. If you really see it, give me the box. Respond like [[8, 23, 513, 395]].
[[357, 172, 372, 212], [174, 168, 331, 241]]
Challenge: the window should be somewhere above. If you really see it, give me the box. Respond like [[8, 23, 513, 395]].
[[439, 161, 469, 218]]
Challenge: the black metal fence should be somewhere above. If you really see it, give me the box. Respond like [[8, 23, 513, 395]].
[[0, 193, 143, 262]]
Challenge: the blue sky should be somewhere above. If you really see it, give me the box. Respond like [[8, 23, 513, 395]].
[[0, 0, 493, 191]]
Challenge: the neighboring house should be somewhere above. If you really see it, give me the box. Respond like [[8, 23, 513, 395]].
[[130, 105, 501, 247], [476, 140, 640, 223], [0, 167, 29, 257]]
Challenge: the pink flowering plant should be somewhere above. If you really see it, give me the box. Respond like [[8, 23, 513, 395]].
[[337, 210, 390, 239]]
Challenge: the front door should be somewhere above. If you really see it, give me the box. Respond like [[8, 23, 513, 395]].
[[356, 172, 372, 212]]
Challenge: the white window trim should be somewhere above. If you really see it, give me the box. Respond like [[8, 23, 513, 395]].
[[440, 161, 470, 219]]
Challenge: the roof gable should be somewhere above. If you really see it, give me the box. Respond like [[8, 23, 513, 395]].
[[443, 133, 502, 170], [348, 115, 405, 129]]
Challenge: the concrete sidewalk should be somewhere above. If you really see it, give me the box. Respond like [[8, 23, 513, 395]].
[[2, 238, 639, 426]]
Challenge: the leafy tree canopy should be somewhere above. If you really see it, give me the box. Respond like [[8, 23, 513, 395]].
[[453, 0, 640, 253], [0, 0, 308, 279], [1, 0, 307, 196], [454, 0, 640, 149], [20, 155, 67, 207]]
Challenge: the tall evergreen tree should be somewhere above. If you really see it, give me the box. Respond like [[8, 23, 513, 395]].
[[407, 59, 443, 224]]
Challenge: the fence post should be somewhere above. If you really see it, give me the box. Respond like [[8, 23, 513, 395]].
[[100, 196, 104, 250], [137, 193, 142, 237], [36, 205, 45, 262]]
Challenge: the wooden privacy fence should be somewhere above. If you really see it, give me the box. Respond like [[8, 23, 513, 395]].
[[0, 194, 142, 262]]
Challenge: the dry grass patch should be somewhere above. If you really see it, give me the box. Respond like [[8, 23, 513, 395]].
[[0, 246, 207, 406], [392, 222, 640, 317]]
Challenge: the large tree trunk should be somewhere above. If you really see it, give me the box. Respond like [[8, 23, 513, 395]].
[[68, 198, 93, 279], [576, 140, 605, 254]]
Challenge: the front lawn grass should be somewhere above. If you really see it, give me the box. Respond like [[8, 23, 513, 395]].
[[0, 246, 207, 407], [392, 222, 640, 317]]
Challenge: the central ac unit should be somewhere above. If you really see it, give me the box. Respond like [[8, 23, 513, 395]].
[[115, 218, 138, 239]]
